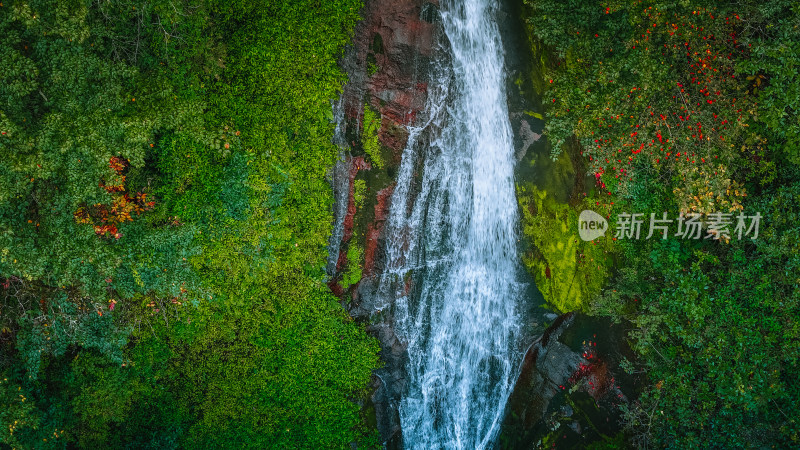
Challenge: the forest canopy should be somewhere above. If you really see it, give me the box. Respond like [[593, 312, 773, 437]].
[[0, 0, 380, 448], [523, 0, 799, 446], [1, 0, 798, 448]]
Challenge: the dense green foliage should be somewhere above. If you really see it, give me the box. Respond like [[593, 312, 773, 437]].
[[0, 0, 380, 448], [524, 0, 799, 446]]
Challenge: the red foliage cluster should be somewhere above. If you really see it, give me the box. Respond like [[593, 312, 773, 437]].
[[573, 6, 754, 213], [74, 156, 155, 239], [568, 340, 613, 399]]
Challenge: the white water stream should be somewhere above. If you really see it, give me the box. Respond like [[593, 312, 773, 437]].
[[375, 1, 525, 447]]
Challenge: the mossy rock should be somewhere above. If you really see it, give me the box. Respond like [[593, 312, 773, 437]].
[[517, 183, 614, 313], [362, 103, 386, 169], [341, 240, 364, 289]]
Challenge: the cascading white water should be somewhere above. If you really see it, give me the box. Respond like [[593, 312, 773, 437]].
[[375, 1, 524, 448], [326, 97, 351, 276]]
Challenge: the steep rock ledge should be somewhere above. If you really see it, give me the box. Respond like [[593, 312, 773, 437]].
[[329, 0, 440, 296], [505, 0, 617, 315], [328, 0, 443, 447]]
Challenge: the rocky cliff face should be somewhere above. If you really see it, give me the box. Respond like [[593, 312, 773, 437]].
[[327, 0, 443, 447], [329, 0, 441, 292]]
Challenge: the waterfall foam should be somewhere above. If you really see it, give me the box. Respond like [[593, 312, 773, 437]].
[[375, 1, 524, 447]]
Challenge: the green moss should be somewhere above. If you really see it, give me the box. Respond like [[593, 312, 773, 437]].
[[370, 33, 384, 55], [367, 61, 379, 76], [517, 181, 614, 313], [521, 17, 554, 98], [353, 178, 366, 209], [366, 51, 379, 77], [362, 103, 385, 169], [525, 110, 544, 120], [341, 241, 364, 289]]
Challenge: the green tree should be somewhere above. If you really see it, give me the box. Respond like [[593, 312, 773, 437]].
[[1, 0, 380, 448]]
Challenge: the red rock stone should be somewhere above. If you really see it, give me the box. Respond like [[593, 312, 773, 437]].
[[364, 183, 395, 275], [328, 279, 344, 297], [340, 0, 436, 153]]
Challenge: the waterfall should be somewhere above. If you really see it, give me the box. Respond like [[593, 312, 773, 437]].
[[326, 97, 351, 277], [375, 0, 524, 447]]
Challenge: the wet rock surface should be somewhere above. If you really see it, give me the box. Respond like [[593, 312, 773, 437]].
[[496, 313, 639, 449], [330, 0, 442, 292], [328, 0, 443, 447]]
